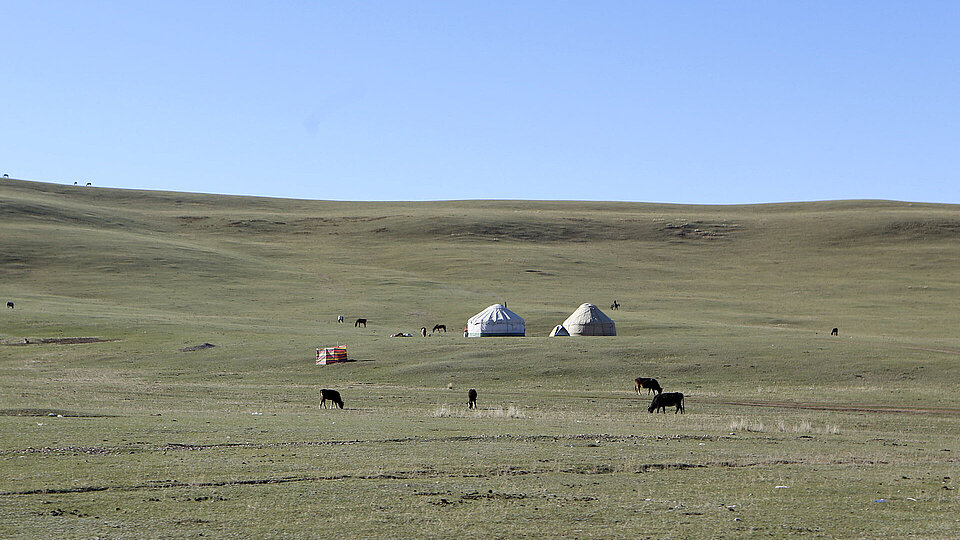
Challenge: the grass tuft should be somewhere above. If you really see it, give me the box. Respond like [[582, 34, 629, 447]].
[[431, 404, 528, 418]]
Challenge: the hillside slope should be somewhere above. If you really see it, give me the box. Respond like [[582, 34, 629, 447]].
[[2, 178, 958, 339], [3, 179, 960, 538]]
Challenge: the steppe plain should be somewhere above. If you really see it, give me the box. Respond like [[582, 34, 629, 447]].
[[1, 178, 959, 537]]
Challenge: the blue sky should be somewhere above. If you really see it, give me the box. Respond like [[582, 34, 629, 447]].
[[2, 1, 958, 203]]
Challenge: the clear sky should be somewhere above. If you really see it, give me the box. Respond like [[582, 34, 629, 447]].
[[2, 1, 958, 203]]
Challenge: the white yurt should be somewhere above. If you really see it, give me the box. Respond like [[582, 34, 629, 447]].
[[466, 304, 525, 337], [561, 303, 617, 336], [549, 324, 570, 337]]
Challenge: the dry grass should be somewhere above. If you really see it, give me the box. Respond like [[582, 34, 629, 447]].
[[731, 417, 841, 434], [431, 404, 528, 419]]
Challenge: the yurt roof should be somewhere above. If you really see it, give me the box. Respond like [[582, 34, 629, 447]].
[[468, 304, 524, 324]]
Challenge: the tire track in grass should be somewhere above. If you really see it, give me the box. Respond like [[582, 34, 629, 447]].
[[3, 433, 718, 457], [703, 399, 960, 416], [0, 459, 807, 497]]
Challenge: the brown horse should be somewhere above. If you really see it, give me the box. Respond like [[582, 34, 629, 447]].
[[432, 324, 446, 333], [355, 318, 367, 328]]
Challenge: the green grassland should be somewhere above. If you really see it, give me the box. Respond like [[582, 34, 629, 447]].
[[1, 178, 958, 538]]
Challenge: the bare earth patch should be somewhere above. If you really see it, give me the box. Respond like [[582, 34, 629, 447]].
[[2, 337, 116, 346]]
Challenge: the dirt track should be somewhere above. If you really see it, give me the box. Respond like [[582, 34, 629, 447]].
[[705, 398, 960, 416], [2, 337, 115, 346]]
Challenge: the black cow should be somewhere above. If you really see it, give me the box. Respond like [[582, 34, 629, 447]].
[[468, 389, 478, 409], [319, 389, 344, 409], [635, 377, 662, 395], [5, 302, 13, 309], [831, 327, 838, 336], [648, 392, 684, 414]]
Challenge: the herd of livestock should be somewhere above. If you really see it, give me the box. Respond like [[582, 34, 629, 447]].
[[319, 377, 685, 414]]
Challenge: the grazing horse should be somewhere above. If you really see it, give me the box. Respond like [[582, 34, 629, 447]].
[[831, 327, 838, 336], [610, 300, 620, 310], [337, 315, 344, 323], [5, 302, 13, 309], [420, 327, 427, 337], [468, 389, 478, 409], [649, 392, 684, 414], [2, 174, 8, 178], [319, 389, 344, 409], [635, 377, 662, 395], [432, 324, 446, 333], [355, 318, 367, 328]]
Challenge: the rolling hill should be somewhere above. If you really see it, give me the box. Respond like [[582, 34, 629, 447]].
[[2, 178, 959, 538]]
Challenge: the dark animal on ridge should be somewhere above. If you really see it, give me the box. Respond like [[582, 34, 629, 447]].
[[432, 324, 446, 333], [649, 392, 684, 414], [420, 327, 427, 337], [611, 300, 620, 310], [319, 389, 344, 409], [468, 389, 478, 409], [6, 302, 13, 309], [86, 182, 91, 186], [831, 327, 838, 336], [355, 318, 367, 328], [635, 377, 662, 395]]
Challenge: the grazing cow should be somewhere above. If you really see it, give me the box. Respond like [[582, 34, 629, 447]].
[[831, 327, 838, 336], [355, 318, 367, 328], [611, 300, 620, 310], [468, 389, 478, 409], [635, 377, 662, 395], [337, 315, 344, 323], [648, 392, 684, 414], [6, 302, 13, 309], [432, 324, 446, 333], [420, 327, 427, 337], [319, 389, 344, 409]]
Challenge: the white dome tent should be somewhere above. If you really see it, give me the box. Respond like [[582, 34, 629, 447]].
[[549, 324, 570, 337], [561, 303, 617, 336], [466, 304, 525, 337]]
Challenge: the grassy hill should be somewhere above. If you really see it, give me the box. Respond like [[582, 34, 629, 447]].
[[2, 178, 959, 538]]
